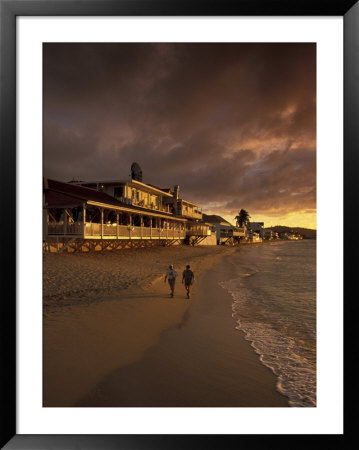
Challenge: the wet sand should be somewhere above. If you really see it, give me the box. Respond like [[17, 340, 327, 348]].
[[76, 253, 288, 407], [43, 245, 288, 407]]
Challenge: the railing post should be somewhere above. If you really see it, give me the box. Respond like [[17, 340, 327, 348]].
[[100, 208, 104, 239], [116, 213, 119, 239], [82, 204, 86, 238]]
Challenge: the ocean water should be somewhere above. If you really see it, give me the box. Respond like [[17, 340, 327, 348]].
[[219, 240, 316, 407]]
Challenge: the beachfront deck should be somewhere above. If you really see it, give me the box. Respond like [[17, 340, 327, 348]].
[[219, 228, 246, 246], [47, 222, 186, 240], [185, 223, 211, 237], [220, 228, 245, 237], [45, 222, 187, 252]]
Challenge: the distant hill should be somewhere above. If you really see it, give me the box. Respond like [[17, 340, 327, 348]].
[[268, 226, 316, 239]]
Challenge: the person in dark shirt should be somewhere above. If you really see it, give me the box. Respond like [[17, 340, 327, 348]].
[[182, 265, 194, 299]]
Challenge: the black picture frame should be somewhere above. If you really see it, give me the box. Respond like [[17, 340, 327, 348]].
[[1, 0, 356, 448]]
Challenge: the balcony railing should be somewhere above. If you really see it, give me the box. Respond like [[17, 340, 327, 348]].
[[47, 222, 186, 239], [181, 210, 203, 220], [186, 226, 211, 237], [47, 222, 84, 235], [220, 228, 245, 237]]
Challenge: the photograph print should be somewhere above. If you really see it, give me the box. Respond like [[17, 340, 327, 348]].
[[42, 43, 316, 408]]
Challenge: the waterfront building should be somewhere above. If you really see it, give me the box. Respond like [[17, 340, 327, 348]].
[[281, 232, 303, 240], [202, 214, 245, 245], [263, 228, 279, 240], [247, 221, 265, 238], [43, 170, 211, 252]]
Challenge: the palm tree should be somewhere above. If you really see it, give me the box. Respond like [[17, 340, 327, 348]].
[[235, 209, 250, 228]]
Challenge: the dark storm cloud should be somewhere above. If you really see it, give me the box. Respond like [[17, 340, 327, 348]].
[[43, 43, 316, 221]]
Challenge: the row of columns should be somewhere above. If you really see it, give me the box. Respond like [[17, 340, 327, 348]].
[[88, 206, 185, 239]]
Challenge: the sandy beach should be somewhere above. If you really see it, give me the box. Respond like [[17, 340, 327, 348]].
[[43, 244, 288, 407], [43, 245, 233, 307]]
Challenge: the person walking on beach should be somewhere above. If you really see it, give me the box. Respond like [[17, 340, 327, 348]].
[[182, 265, 194, 299], [164, 264, 178, 298]]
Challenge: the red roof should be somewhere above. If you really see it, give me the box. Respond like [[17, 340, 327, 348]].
[[45, 190, 83, 208], [45, 178, 123, 205]]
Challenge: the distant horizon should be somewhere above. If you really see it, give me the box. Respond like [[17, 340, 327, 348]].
[[220, 214, 316, 230]]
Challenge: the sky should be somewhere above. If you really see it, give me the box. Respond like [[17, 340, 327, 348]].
[[43, 43, 316, 229]]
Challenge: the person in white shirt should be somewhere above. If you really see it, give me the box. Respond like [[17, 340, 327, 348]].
[[164, 264, 178, 298]]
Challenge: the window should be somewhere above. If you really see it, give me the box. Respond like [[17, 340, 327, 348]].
[[114, 186, 124, 198]]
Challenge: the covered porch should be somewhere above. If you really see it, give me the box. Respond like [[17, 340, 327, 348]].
[[44, 199, 187, 252], [185, 222, 212, 246]]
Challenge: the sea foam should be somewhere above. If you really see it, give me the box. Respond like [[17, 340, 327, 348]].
[[219, 240, 316, 407]]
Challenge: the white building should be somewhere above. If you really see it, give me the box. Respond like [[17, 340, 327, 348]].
[[202, 214, 245, 245], [263, 228, 279, 240], [247, 221, 264, 238]]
